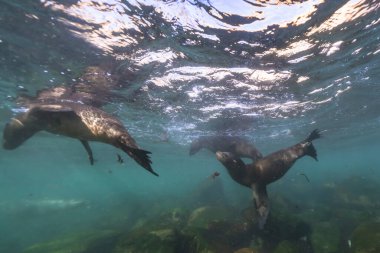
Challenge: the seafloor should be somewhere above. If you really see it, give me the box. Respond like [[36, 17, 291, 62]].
[[18, 173, 380, 253]]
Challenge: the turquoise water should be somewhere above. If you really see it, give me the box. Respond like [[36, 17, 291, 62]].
[[1, 0, 380, 252]]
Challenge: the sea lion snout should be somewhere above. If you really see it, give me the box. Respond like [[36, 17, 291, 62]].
[[3, 118, 38, 150], [215, 151, 225, 160], [216, 151, 234, 162], [2, 139, 13, 149], [3, 122, 21, 149]]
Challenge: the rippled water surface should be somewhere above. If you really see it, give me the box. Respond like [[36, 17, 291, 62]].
[[0, 1, 380, 252]]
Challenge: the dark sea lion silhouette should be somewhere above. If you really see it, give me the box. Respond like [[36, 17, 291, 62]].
[[17, 66, 125, 108], [189, 135, 263, 162], [3, 102, 158, 176], [216, 129, 321, 228]]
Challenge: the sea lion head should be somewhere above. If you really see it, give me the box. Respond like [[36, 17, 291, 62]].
[[215, 151, 246, 169], [3, 117, 37, 149], [216, 151, 235, 163]]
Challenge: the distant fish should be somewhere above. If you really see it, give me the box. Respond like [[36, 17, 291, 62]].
[[117, 154, 124, 164], [108, 169, 113, 174], [210, 171, 220, 180], [299, 173, 310, 183], [22, 198, 88, 213]]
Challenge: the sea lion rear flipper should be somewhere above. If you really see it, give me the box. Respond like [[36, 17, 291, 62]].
[[119, 144, 158, 176], [251, 184, 270, 229], [304, 129, 322, 161], [305, 129, 322, 142], [80, 140, 94, 165]]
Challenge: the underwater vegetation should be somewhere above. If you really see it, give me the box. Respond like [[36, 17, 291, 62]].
[[19, 175, 380, 253]]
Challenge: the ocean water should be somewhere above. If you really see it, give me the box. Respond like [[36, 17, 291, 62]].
[[0, 0, 379, 252]]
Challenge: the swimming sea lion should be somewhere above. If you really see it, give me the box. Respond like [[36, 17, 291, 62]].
[[17, 66, 125, 108], [3, 102, 158, 176], [216, 129, 321, 228], [189, 136, 263, 161]]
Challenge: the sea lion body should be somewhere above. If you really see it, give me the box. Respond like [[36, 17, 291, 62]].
[[36, 104, 128, 143], [216, 129, 321, 228], [190, 135, 263, 161], [3, 102, 158, 176], [251, 141, 313, 185]]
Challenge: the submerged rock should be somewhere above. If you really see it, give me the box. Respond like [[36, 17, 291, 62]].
[[114, 221, 220, 253], [273, 240, 301, 253], [350, 221, 380, 253], [183, 220, 253, 253], [310, 222, 340, 253], [187, 206, 233, 229], [170, 207, 188, 224], [233, 247, 259, 253], [114, 205, 253, 253], [262, 209, 311, 242], [23, 230, 118, 253], [332, 176, 380, 209], [114, 227, 183, 253], [240, 205, 312, 252]]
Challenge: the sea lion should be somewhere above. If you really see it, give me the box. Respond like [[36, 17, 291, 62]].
[[216, 129, 321, 228], [3, 102, 158, 176], [17, 66, 125, 108], [189, 135, 263, 161]]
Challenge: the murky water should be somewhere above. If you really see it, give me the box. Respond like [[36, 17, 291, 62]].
[[0, 0, 379, 252]]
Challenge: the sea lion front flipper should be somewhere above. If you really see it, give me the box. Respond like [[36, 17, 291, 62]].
[[80, 140, 94, 165], [251, 184, 270, 229]]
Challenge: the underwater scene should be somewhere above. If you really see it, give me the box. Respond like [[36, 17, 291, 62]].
[[0, 0, 380, 252]]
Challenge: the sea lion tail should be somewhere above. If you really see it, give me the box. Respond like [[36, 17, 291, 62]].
[[121, 146, 159, 176], [304, 129, 321, 161]]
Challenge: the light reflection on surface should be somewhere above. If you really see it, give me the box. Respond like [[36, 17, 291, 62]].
[[43, 0, 142, 54], [307, 0, 380, 35], [21, 0, 380, 140], [41, 0, 328, 55], [146, 66, 292, 88], [131, 48, 186, 67]]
